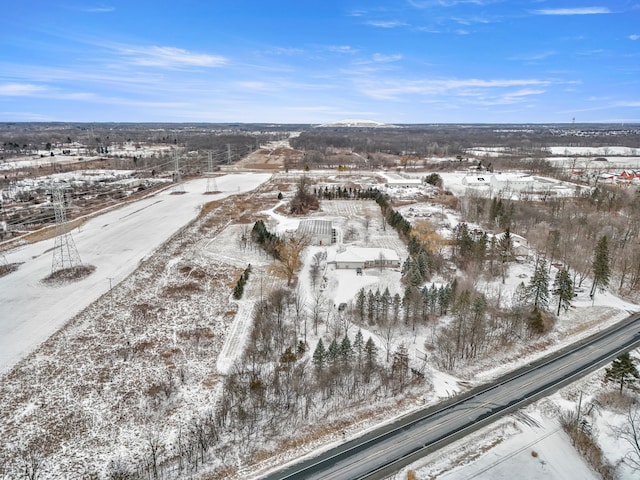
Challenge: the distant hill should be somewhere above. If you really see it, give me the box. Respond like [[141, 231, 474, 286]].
[[315, 119, 390, 128]]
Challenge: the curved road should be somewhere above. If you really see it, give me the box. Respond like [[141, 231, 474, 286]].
[[262, 312, 640, 480]]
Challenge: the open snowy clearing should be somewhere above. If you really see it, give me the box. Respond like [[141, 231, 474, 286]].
[[0, 172, 270, 374]]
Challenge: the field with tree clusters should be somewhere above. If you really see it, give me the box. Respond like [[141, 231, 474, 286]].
[[1, 123, 640, 479]]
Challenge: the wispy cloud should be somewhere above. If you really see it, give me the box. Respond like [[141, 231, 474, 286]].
[[265, 47, 304, 56], [614, 100, 640, 107], [0, 83, 47, 96], [372, 53, 403, 63], [82, 6, 115, 13], [366, 20, 407, 28], [509, 51, 557, 61], [630, 34, 640, 41], [452, 16, 492, 26], [408, 0, 490, 7], [350, 53, 404, 70], [358, 77, 552, 101], [533, 7, 610, 15], [115, 45, 228, 68], [327, 45, 358, 54]]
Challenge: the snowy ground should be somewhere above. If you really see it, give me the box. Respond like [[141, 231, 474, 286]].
[[1, 166, 639, 479], [0, 172, 270, 375]]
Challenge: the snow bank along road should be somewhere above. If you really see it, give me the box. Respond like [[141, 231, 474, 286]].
[[0, 173, 271, 375], [262, 312, 640, 480]]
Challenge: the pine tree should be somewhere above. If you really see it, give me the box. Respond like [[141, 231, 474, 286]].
[[605, 352, 640, 392], [590, 235, 611, 298], [552, 268, 574, 315], [499, 228, 513, 283], [355, 289, 366, 323], [364, 337, 378, 367], [328, 338, 340, 366], [367, 290, 375, 325], [527, 257, 550, 311], [417, 250, 431, 279], [340, 336, 353, 366], [353, 329, 364, 366], [313, 339, 326, 371]]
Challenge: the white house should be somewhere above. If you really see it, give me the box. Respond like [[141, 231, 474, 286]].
[[329, 247, 401, 270], [490, 173, 535, 192], [461, 175, 491, 188], [493, 231, 531, 260]]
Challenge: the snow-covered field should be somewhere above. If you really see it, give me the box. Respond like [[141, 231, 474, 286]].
[[0, 173, 270, 375], [0, 166, 639, 479]]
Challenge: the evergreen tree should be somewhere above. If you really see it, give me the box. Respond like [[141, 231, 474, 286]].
[[312, 339, 326, 370], [473, 232, 488, 265], [605, 352, 640, 392], [364, 337, 378, 366], [552, 268, 574, 315], [392, 293, 402, 323], [499, 228, 513, 261], [453, 223, 474, 266], [355, 289, 366, 323], [367, 290, 375, 325], [426, 284, 436, 314], [514, 281, 529, 307], [328, 338, 340, 366], [438, 284, 452, 315], [353, 329, 364, 366], [590, 235, 611, 298], [340, 336, 353, 366], [498, 228, 513, 283], [527, 258, 550, 311], [417, 250, 431, 279], [380, 288, 391, 323], [232, 282, 244, 299], [374, 288, 382, 323]]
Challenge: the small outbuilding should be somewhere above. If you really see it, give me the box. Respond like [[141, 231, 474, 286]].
[[297, 219, 335, 246]]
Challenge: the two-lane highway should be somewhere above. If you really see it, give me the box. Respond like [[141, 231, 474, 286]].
[[261, 312, 640, 480]]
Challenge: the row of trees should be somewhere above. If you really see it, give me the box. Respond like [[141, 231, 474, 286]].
[[232, 264, 252, 299], [373, 192, 441, 286]]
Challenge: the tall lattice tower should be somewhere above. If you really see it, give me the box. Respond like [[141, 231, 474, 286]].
[[205, 151, 218, 194], [51, 186, 82, 273], [172, 149, 185, 194]]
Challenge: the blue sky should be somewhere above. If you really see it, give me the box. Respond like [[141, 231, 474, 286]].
[[1, 1, 638, 124]]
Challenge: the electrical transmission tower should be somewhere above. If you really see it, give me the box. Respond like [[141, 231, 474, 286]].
[[51, 186, 82, 273], [205, 151, 218, 194], [171, 149, 185, 194]]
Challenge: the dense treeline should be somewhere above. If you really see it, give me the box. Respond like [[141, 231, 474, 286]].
[[457, 184, 640, 299], [0, 123, 281, 161], [289, 125, 640, 158]]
